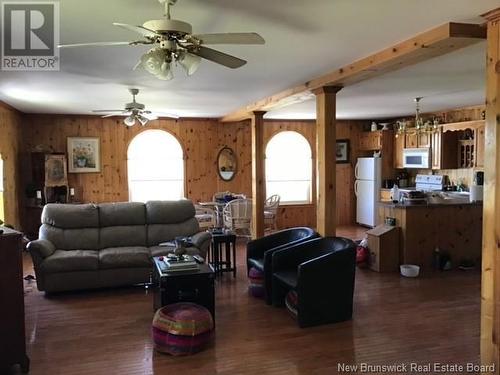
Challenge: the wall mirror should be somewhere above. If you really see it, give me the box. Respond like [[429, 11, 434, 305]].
[[217, 147, 237, 181]]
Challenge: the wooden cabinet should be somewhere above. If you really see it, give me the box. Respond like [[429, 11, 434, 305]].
[[404, 133, 418, 148], [417, 132, 431, 148], [431, 130, 458, 170], [475, 124, 485, 168], [431, 130, 442, 169], [358, 131, 382, 151], [393, 134, 405, 169], [0, 228, 29, 373]]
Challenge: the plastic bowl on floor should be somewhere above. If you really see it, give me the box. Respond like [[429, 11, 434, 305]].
[[400, 264, 420, 278]]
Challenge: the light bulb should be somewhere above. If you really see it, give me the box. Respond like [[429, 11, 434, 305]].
[[124, 116, 136, 127], [156, 61, 173, 80], [179, 52, 201, 76], [137, 115, 149, 126]]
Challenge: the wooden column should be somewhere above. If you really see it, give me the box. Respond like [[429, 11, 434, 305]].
[[313, 86, 342, 237], [251, 111, 266, 239], [481, 7, 500, 370]]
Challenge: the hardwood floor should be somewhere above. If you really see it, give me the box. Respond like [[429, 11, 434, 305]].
[[18, 227, 480, 375]]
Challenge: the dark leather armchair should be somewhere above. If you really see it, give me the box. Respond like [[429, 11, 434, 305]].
[[246, 227, 319, 304], [271, 237, 356, 328]]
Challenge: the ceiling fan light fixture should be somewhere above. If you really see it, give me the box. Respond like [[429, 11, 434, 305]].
[[137, 115, 149, 126], [124, 116, 136, 127], [179, 52, 201, 76], [157, 60, 173, 80]]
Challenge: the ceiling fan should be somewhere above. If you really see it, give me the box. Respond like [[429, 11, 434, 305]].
[[58, 0, 265, 80], [93, 88, 178, 126]]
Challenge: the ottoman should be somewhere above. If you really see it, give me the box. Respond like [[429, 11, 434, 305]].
[[152, 302, 214, 356], [248, 267, 265, 298]]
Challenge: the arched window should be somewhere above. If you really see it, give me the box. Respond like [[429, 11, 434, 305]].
[[265, 131, 312, 204], [127, 130, 184, 202]]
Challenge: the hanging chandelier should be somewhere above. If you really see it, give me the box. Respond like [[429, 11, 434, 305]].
[[396, 97, 439, 137]]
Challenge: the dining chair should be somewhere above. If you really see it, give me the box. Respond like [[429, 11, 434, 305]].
[[264, 194, 280, 232], [194, 205, 216, 229], [223, 198, 253, 238]]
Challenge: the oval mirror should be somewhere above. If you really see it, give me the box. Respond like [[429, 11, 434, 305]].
[[217, 147, 237, 181]]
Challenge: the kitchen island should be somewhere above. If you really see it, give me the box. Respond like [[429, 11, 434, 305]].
[[377, 201, 482, 270]]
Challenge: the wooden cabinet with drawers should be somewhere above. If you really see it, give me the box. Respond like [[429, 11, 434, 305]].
[[0, 228, 29, 373]]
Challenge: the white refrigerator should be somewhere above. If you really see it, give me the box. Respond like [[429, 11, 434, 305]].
[[354, 157, 381, 227]]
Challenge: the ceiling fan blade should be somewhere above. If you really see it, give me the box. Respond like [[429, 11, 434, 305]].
[[146, 111, 179, 119], [192, 46, 246, 69], [58, 41, 141, 48], [140, 112, 157, 120], [101, 113, 122, 118], [193, 32, 265, 45], [92, 110, 126, 113], [113, 23, 158, 39]]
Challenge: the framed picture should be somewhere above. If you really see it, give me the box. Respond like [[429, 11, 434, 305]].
[[336, 139, 350, 164], [45, 154, 68, 187], [67, 137, 101, 173]]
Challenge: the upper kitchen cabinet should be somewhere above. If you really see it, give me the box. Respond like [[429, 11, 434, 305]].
[[441, 120, 485, 169], [431, 129, 458, 170], [475, 124, 485, 169], [394, 134, 405, 169], [404, 132, 430, 148], [358, 130, 394, 152], [359, 131, 382, 151]]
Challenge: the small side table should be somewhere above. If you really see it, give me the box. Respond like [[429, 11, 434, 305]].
[[210, 231, 237, 277]]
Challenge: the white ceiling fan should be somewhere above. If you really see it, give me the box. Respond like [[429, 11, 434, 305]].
[[58, 0, 265, 80], [93, 88, 178, 126]]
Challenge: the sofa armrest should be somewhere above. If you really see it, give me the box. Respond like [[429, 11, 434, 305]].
[[191, 231, 212, 258], [27, 239, 56, 260]]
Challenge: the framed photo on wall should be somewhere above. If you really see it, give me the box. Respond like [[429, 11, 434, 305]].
[[67, 137, 101, 173], [336, 139, 350, 164], [45, 154, 68, 187]]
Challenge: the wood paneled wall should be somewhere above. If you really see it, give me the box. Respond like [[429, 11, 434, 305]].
[[0, 103, 23, 229], [23, 115, 221, 204], [20, 114, 365, 230], [217, 119, 363, 227]]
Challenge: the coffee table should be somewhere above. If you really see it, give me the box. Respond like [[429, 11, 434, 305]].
[[152, 257, 215, 319]]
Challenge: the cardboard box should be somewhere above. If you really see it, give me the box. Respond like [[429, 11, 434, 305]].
[[367, 225, 400, 272]]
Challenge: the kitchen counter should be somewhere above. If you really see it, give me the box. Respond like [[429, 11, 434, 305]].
[[377, 202, 482, 269], [378, 200, 482, 208]]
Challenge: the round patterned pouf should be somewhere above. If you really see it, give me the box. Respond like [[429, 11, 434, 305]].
[[152, 302, 214, 356], [248, 267, 265, 298]]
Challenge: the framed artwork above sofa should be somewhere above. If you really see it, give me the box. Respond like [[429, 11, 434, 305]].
[[67, 137, 101, 173]]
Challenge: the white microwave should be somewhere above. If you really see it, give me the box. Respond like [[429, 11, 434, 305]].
[[403, 148, 431, 169]]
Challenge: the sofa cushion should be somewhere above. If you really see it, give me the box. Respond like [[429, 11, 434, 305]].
[[98, 247, 151, 269], [100, 226, 147, 248], [41, 250, 99, 273], [42, 203, 99, 229], [99, 202, 146, 227], [146, 200, 196, 224], [40, 225, 100, 250], [147, 218, 199, 247], [150, 245, 200, 258]]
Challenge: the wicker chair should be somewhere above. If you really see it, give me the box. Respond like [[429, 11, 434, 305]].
[[195, 205, 216, 229], [223, 198, 252, 238], [264, 194, 280, 232]]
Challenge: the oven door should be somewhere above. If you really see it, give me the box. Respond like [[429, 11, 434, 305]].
[[403, 148, 430, 169]]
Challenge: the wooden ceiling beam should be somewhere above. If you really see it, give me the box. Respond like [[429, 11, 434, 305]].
[[221, 22, 486, 122]]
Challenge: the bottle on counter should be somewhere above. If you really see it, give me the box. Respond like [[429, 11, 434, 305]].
[[391, 184, 400, 203]]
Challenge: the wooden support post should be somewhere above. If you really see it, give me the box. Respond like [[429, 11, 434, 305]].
[[313, 86, 342, 237], [251, 111, 266, 239], [481, 7, 500, 370]]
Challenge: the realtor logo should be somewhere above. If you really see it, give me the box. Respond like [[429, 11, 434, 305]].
[[1, 1, 60, 71]]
